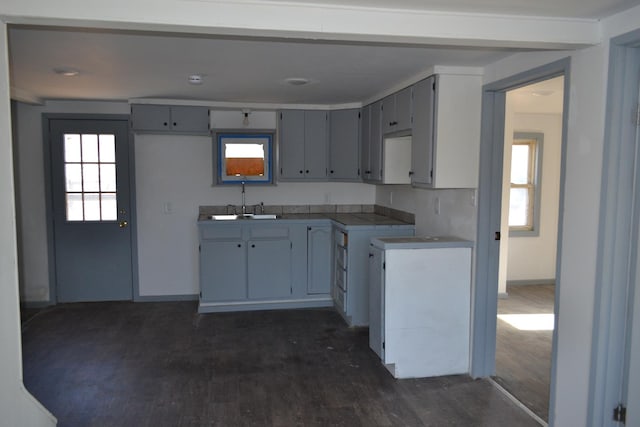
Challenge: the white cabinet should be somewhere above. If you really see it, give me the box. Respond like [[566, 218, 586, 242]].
[[369, 236, 472, 379], [411, 73, 482, 188], [382, 135, 412, 184]]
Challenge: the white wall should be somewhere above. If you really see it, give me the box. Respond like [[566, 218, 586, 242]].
[[135, 134, 374, 296], [506, 113, 562, 282], [375, 186, 477, 241], [483, 4, 640, 425], [0, 23, 56, 427]]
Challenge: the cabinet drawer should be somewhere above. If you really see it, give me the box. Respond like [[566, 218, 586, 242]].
[[335, 288, 347, 312], [249, 226, 289, 239], [335, 265, 347, 291], [335, 244, 348, 266], [200, 226, 242, 240]]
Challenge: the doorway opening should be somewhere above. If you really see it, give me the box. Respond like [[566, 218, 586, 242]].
[[493, 76, 564, 423]]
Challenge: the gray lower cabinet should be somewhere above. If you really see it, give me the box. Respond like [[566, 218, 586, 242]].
[[200, 240, 246, 301], [198, 221, 333, 313], [307, 225, 331, 294], [247, 239, 292, 299], [332, 223, 415, 326], [130, 104, 209, 134]]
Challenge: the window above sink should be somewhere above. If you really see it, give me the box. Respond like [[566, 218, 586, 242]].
[[214, 132, 274, 184]]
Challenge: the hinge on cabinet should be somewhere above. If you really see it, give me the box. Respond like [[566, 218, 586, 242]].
[[382, 342, 385, 349], [432, 81, 436, 91], [614, 404, 626, 423], [290, 242, 293, 250], [357, 168, 361, 176], [280, 112, 283, 120], [199, 245, 201, 252], [383, 262, 386, 270], [358, 112, 361, 119]]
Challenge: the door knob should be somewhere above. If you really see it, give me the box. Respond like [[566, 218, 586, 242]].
[[119, 220, 128, 228]]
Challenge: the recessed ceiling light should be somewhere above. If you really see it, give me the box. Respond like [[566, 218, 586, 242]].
[[188, 74, 204, 85], [53, 67, 80, 77], [284, 77, 311, 86]]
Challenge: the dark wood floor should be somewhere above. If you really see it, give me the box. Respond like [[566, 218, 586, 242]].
[[495, 284, 554, 422], [22, 302, 539, 427]]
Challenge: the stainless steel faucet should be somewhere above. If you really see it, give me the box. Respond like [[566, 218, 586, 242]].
[[241, 181, 246, 215]]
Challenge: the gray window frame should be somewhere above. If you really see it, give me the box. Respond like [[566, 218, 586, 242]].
[[509, 132, 543, 237]]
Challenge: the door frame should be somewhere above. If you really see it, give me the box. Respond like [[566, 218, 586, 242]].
[[43, 114, 139, 304], [588, 28, 640, 426], [471, 58, 571, 425]]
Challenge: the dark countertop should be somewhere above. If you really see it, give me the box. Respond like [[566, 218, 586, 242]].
[[198, 212, 413, 227]]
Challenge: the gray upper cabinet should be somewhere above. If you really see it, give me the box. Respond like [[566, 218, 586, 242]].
[[279, 110, 328, 180], [410, 76, 435, 186], [382, 86, 412, 135], [360, 101, 383, 183], [329, 109, 361, 181], [130, 104, 209, 134], [368, 100, 383, 182]]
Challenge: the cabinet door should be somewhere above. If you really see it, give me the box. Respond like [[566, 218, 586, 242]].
[[369, 246, 385, 358], [130, 105, 171, 131], [395, 86, 413, 131], [200, 240, 247, 301], [170, 106, 209, 133], [381, 94, 396, 135], [247, 239, 292, 299], [411, 76, 435, 185], [329, 109, 360, 181], [304, 110, 328, 179], [307, 226, 331, 294], [360, 105, 371, 180], [369, 100, 383, 182], [279, 110, 306, 179]]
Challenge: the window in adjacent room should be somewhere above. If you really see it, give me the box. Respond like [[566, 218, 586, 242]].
[[509, 132, 543, 236], [215, 133, 273, 184]]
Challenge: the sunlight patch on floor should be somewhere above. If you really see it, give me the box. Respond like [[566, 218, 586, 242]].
[[497, 313, 554, 331]]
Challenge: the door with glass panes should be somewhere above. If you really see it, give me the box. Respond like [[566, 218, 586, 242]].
[[49, 118, 133, 302]]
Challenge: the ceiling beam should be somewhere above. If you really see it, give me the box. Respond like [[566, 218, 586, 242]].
[[1, 0, 599, 50]]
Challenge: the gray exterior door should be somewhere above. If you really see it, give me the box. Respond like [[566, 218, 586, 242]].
[[49, 118, 133, 302]]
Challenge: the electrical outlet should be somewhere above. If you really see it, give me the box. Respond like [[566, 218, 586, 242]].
[[163, 202, 173, 214], [389, 191, 394, 205], [471, 190, 477, 207]]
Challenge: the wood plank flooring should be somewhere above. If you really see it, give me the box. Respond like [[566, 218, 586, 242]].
[[22, 302, 539, 427], [495, 284, 554, 422]]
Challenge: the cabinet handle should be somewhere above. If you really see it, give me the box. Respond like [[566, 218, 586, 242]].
[[299, 170, 304, 174], [306, 170, 309, 174], [365, 170, 371, 174], [369, 253, 374, 258], [330, 170, 334, 174], [390, 121, 398, 126], [251, 244, 256, 248], [408, 171, 414, 176], [237, 244, 242, 248], [163, 122, 168, 126], [173, 122, 177, 126]]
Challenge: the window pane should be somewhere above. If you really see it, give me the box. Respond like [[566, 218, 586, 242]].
[[64, 134, 81, 162], [224, 143, 266, 177], [84, 193, 101, 221], [66, 193, 84, 221], [99, 134, 116, 162], [65, 164, 83, 192], [509, 188, 529, 226], [83, 164, 100, 192], [101, 193, 117, 220], [100, 164, 117, 192], [511, 144, 530, 184], [81, 134, 99, 162]]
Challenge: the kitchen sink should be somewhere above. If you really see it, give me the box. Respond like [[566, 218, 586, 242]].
[[209, 214, 278, 220]]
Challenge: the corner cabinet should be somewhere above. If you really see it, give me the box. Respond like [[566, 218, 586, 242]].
[[361, 100, 383, 183], [130, 104, 210, 134], [198, 220, 333, 313], [278, 110, 328, 180]]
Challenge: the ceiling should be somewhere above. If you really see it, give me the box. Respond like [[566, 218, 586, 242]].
[[6, 0, 638, 106]]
